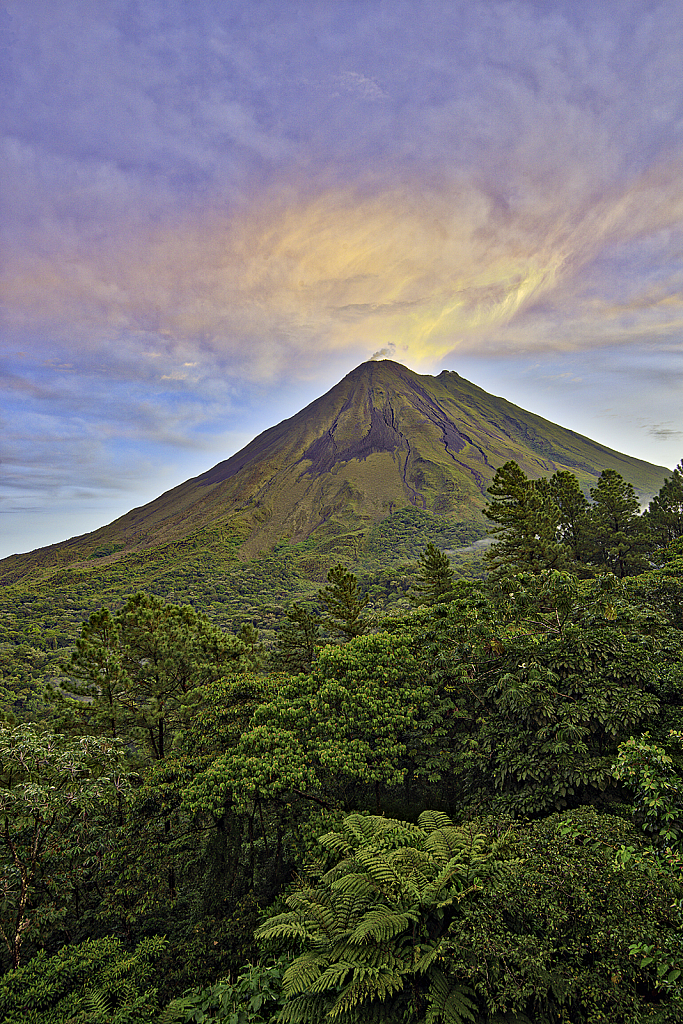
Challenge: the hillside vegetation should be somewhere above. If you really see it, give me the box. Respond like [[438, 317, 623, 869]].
[[2, 459, 683, 1022], [0, 359, 670, 706]]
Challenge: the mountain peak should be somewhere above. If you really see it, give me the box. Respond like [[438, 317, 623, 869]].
[[95, 359, 671, 558], [2, 359, 669, 569]]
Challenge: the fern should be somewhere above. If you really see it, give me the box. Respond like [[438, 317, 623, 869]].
[[418, 809, 455, 833], [349, 908, 416, 943], [426, 968, 477, 1024], [306, 960, 353, 994], [76, 988, 114, 1022], [283, 952, 327, 996], [254, 810, 514, 1023], [257, 914, 318, 942]]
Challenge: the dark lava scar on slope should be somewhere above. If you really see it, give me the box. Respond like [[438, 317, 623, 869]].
[[299, 403, 405, 476], [405, 381, 467, 456]]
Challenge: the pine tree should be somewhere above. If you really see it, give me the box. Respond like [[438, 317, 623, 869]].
[[318, 565, 369, 640], [484, 461, 569, 574], [548, 469, 592, 567], [645, 460, 683, 548], [59, 593, 246, 761], [273, 602, 321, 673], [411, 543, 455, 606], [237, 622, 265, 672], [588, 470, 651, 578]]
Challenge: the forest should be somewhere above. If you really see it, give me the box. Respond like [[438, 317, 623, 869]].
[[2, 460, 683, 1023]]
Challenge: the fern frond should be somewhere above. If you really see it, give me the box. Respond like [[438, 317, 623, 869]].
[[318, 830, 353, 855], [327, 871, 375, 899], [423, 826, 469, 862], [328, 891, 367, 932], [418, 810, 454, 833], [293, 894, 338, 939], [413, 943, 442, 974], [420, 855, 468, 904], [78, 988, 114, 1021], [343, 813, 422, 850], [328, 967, 406, 1017], [426, 968, 477, 1024], [279, 991, 331, 1024], [157, 1001, 190, 1024], [355, 849, 404, 890], [306, 959, 354, 994], [391, 845, 432, 870], [255, 915, 317, 943], [350, 908, 415, 944], [324, 856, 363, 882], [282, 951, 328, 997]]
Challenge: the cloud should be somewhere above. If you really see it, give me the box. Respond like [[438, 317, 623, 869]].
[[648, 424, 683, 441], [370, 345, 396, 360], [4, 156, 683, 386], [333, 72, 387, 101]]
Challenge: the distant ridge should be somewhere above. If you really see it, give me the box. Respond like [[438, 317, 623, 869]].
[[0, 359, 669, 577]]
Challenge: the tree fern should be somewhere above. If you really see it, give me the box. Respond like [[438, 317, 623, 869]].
[[256, 810, 514, 1023], [426, 968, 477, 1024], [349, 908, 417, 943], [418, 810, 455, 833]]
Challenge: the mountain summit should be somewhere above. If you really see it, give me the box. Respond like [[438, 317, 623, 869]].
[[2, 360, 669, 570], [170, 358, 665, 557]]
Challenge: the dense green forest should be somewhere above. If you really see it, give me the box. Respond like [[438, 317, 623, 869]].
[[2, 461, 683, 1022]]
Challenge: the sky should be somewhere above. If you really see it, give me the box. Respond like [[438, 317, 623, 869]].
[[2, 0, 683, 558]]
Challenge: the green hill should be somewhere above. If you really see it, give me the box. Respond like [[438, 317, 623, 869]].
[[1, 359, 668, 580], [0, 359, 670, 670]]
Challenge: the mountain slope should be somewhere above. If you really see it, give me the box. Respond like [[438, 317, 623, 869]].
[[0, 359, 669, 580]]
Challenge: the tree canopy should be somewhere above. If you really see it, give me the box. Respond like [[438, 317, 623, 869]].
[[3, 458, 683, 1020]]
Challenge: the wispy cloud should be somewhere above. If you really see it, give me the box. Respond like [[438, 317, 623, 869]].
[[2, 0, 683, 554], [4, 159, 683, 376]]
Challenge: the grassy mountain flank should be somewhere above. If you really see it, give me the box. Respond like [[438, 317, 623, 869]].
[[1, 360, 668, 582], [0, 358, 672, 690]]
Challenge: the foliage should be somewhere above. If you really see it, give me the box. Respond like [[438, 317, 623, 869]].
[[547, 468, 592, 564], [411, 543, 455, 606], [484, 461, 570, 574], [185, 632, 430, 819], [645, 460, 683, 548], [318, 565, 370, 640], [256, 810, 513, 1024], [588, 469, 651, 578], [161, 959, 288, 1023], [408, 569, 679, 816], [4, 466, 683, 1014], [56, 592, 249, 762], [272, 603, 322, 674], [613, 731, 683, 846], [0, 725, 131, 970], [446, 807, 683, 1022], [0, 934, 167, 1023], [485, 460, 661, 579]]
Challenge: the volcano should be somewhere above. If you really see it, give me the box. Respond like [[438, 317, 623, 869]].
[[0, 360, 669, 578]]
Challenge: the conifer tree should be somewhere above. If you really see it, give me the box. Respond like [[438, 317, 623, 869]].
[[645, 460, 683, 548], [484, 461, 569, 574], [411, 543, 455, 606], [59, 593, 246, 761], [588, 470, 651, 577], [273, 602, 321, 673], [237, 622, 265, 672], [318, 564, 369, 640], [548, 469, 592, 566]]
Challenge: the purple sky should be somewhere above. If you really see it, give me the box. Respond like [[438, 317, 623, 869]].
[[2, 1, 683, 557]]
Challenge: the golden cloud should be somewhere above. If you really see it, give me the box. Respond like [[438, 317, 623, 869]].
[[3, 161, 683, 377]]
